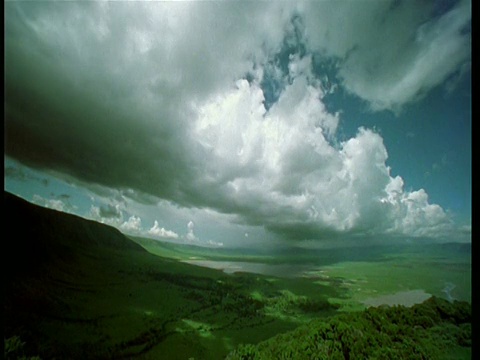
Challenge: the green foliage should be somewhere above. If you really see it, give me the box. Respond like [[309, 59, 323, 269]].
[[226, 297, 471, 359], [4, 193, 472, 360], [4, 336, 42, 360], [226, 344, 259, 360], [297, 297, 340, 313]]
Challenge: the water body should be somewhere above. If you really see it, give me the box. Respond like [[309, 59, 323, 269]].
[[362, 289, 431, 308], [183, 259, 467, 306], [182, 259, 312, 278]]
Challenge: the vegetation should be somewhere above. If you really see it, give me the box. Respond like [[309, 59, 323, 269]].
[[3, 192, 339, 359], [227, 297, 471, 359], [4, 192, 472, 359], [4, 336, 42, 360]]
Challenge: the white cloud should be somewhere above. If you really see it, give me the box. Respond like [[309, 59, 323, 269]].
[[6, 1, 465, 244], [180, 220, 223, 247], [399, 190, 452, 237], [186, 220, 197, 242], [89, 205, 102, 220], [299, 0, 471, 112], [148, 220, 179, 239], [33, 194, 68, 212], [190, 56, 453, 239], [120, 215, 142, 234], [206, 240, 224, 248]]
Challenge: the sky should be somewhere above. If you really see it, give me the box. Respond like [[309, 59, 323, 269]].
[[4, 0, 471, 248]]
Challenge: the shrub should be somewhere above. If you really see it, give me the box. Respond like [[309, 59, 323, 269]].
[[226, 297, 471, 359], [4, 336, 42, 360]]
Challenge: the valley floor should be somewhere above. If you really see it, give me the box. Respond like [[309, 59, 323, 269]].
[[4, 193, 471, 359]]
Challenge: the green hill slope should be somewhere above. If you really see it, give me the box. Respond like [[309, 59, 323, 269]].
[[3, 192, 332, 359], [4, 192, 472, 359], [3, 192, 257, 359]]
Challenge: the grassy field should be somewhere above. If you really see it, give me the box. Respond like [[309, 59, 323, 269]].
[[133, 236, 471, 312], [4, 192, 471, 359], [320, 254, 471, 310], [5, 193, 343, 359], [7, 243, 341, 359], [7, 247, 347, 359]]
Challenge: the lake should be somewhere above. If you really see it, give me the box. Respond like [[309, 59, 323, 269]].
[[182, 259, 313, 278], [362, 289, 431, 307]]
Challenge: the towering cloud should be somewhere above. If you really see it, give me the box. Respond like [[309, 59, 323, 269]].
[[189, 69, 452, 239], [5, 1, 469, 243]]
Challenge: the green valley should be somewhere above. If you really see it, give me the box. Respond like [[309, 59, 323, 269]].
[[4, 192, 471, 359]]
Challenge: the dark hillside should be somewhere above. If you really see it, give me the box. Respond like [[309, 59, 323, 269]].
[[3, 192, 217, 358], [4, 191, 304, 359], [4, 191, 144, 278], [3, 191, 472, 359]]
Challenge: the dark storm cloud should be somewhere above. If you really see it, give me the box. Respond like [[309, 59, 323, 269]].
[[4, 0, 285, 206], [5, 1, 195, 205], [5, 1, 469, 242], [5, 165, 49, 186], [98, 204, 122, 220], [5, 166, 28, 182]]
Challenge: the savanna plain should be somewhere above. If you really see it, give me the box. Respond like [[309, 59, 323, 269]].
[[4, 192, 471, 359]]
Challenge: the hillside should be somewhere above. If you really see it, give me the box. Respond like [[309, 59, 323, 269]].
[[3, 192, 472, 359], [3, 192, 338, 359], [4, 191, 144, 277]]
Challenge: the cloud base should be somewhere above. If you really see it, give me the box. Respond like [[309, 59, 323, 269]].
[[5, 0, 470, 243]]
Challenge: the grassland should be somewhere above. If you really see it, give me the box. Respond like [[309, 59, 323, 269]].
[[133, 235, 471, 312], [4, 192, 342, 359], [4, 192, 471, 359]]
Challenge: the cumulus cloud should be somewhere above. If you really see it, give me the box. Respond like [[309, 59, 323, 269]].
[[33, 194, 69, 212], [391, 189, 453, 237], [189, 62, 453, 239], [148, 220, 179, 240], [89, 201, 181, 240], [120, 215, 142, 235], [186, 220, 197, 242], [5, 1, 466, 244]]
